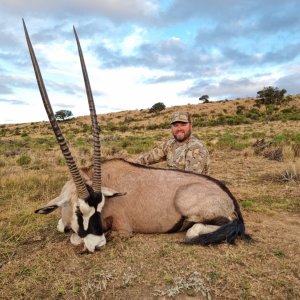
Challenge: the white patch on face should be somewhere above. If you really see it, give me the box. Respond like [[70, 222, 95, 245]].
[[97, 194, 105, 212], [84, 234, 106, 252], [78, 199, 96, 231], [71, 202, 80, 233], [70, 233, 83, 246], [57, 218, 65, 233]]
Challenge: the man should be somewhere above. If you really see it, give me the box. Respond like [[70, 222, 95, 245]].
[[135, 111, 209, 174]]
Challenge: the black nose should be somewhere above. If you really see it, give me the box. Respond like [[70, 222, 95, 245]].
[[76, 208, 103, 238]]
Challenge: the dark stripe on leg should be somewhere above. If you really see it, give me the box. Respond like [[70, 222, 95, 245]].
[[203, 216, 231, 226], [166, 217, 185, 233]]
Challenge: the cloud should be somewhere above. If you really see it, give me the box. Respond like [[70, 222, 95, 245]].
[[181, 77, 269, 99], [163, 0, 299, 26], [144, 73, 192, 84], [0, 98, 28, 105], [275, 71, 300, 95], [54, 103, 76, 109], [0, 74, 37, 94], [1, 0, 159, 23], [261, 43, 300, 65], [95, 104, 124, 111], [0, 84, 13, 95], [94, 35, 222, 77]]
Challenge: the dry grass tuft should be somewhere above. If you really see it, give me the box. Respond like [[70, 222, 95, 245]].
[[292, 143, 300, 157], [261, 160, 300, 185], [153, 271, 211, 299], [279, 161, 300, 183], [253, 138, 283, 161]]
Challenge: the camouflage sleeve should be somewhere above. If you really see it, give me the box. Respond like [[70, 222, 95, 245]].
[[135, 141, 167, 165], [185, 143, 210, 174]]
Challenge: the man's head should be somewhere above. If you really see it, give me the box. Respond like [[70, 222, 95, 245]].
[[171, 112, 192, 143]]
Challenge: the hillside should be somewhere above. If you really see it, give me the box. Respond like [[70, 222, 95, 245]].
[[0, 96, 300, 299]]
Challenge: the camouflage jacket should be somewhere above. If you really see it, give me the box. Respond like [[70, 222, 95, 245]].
[[135, 136, 209, 174]]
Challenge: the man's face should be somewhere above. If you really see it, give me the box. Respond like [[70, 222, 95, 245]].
[[171, 122, 192, 142]]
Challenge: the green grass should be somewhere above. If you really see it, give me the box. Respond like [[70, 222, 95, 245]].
[[241, 196, 299, 212], [16, 155, 31, 166], [112, 135, 155, 154], [216, 132, 250, 150]]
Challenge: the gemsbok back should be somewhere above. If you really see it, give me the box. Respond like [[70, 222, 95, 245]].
[[23, 20, 251, 252]]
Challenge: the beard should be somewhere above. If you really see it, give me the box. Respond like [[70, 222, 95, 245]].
[[173, 129, 191, 142]]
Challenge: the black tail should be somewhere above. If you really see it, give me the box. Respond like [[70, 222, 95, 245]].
[[185, 219, 251, 245]]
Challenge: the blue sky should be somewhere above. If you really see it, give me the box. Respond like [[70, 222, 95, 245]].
[[1, 0, 300, 124]]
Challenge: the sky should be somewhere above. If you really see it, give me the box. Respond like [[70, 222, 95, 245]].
[[1, 0, 300, 124]]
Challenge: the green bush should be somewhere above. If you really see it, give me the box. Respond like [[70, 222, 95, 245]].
[[146, 122, 169, 130], [149, 102, 166, 113], [81, 123, 91, 133], [256, 86, 287, 105], [209, 115, 251, 126], [216, 133, 250, 150], [244, 108, 261, 120], [236, 105, 246, 115], [17, 155, 31, 166], [116, 136, 154, 154]]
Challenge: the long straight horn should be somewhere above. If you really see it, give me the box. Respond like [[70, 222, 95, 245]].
[[23, 19, 89, 200], [73, 26, 102, 194]]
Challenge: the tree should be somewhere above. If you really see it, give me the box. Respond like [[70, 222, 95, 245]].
[[256, 86, 287, 105], [55, 110, 73, 121], [149, 102, 166, 113], [199, 95, 209, 103]]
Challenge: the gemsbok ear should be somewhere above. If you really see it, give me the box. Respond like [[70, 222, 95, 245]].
[[35, 205, 59, 214], [34, 180, 75, 214], [102, 187, 126, 197]]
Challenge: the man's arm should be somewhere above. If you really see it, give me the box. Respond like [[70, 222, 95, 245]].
[[135, 141, 167, 165], [185, 143, 210, 174]]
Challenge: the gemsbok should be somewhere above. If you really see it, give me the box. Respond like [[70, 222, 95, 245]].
[[23, 20, 251, 252]]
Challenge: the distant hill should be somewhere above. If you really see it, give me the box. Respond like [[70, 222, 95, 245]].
[[1, 95, 300, 136]]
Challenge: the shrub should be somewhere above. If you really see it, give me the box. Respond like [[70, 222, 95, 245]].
[[81, 123, 91, 133], [55, 109, 73, 121], [149, 102, 166, 113], [279, 162, 300, 183], [105, 123, 118, 132], [263, 148, 283, 161], [253, 138, 283, 161], [117, 136, 154, 154], [17, 155, 31, 166], [21, 131, 28, 137], [119, 125, 129, 132], [216, 133, 250, 150], [146, 122, 169, 130], [236, 105, 246, 115], [256, 86, 287, 105], [244, 108, 261, 120], [199, 95, 209, 103], [209, 115, 251, 126]]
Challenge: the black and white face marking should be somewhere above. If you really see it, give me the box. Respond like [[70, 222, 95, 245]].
[[71, 188, 106, 252]]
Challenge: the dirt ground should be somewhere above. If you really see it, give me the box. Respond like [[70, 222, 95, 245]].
[[0, 210, 299, 300]]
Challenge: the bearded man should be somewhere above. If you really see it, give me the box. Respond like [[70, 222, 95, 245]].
[[135, 112, 209, 174]]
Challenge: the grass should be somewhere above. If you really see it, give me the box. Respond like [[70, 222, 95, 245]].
[[0, 96, 300, 299], [215, 132, 250, 150]]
